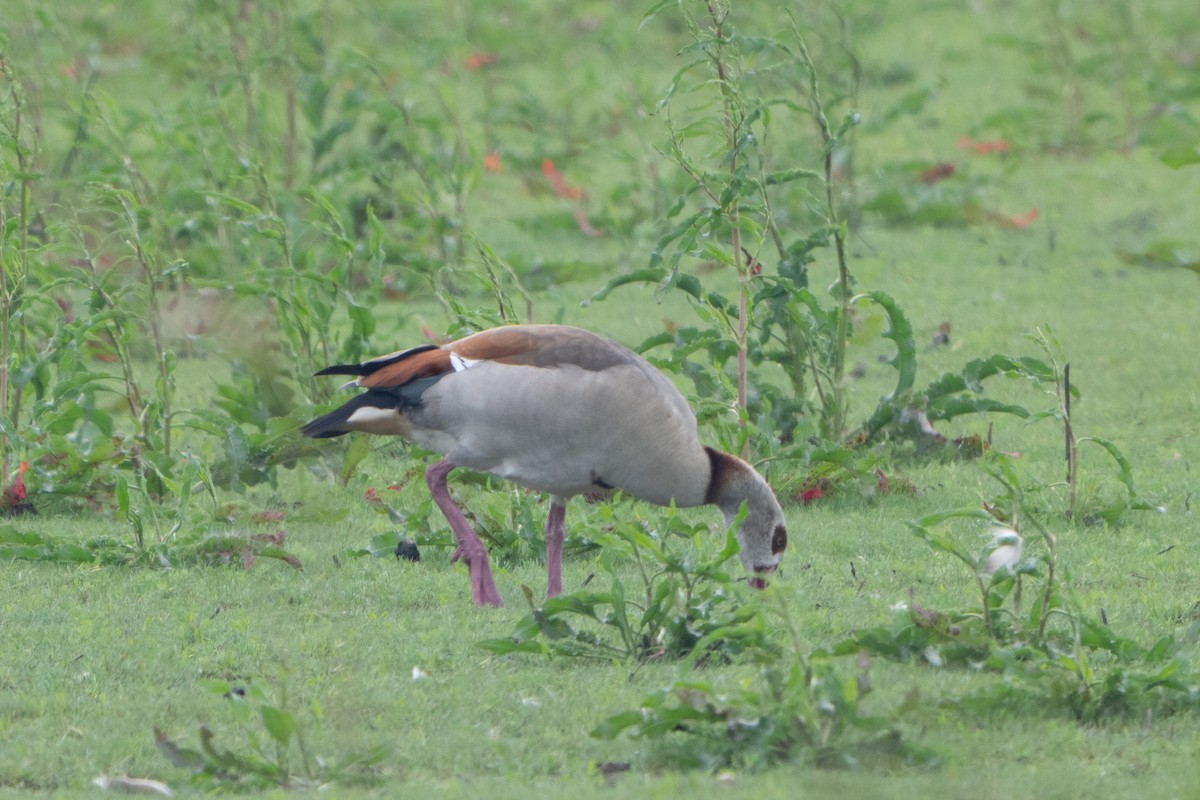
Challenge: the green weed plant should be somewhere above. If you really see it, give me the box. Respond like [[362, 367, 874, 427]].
[[155, 677, 389, 789], [480, 503, 768, 668], [843, 456, 1197, 723]]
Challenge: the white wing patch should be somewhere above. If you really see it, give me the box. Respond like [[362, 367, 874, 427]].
[[344, 405, 409, 435], [450, 353, 480, 372]]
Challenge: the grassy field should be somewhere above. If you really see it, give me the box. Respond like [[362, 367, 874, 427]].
[[2, 0, 1200, 797]]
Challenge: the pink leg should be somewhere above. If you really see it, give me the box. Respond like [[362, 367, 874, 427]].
[[425, 459, 503, 608], [544, 497, 567, 598]]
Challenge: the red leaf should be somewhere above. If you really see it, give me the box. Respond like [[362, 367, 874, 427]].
[[957, 137, 1011, 156], [541, 159, 583, 199], [250, 530, 286, 546], [919, 162, 956, 184], [800, 486, 824, 505], [572, 207, 605, 237], [364, 487, 381, 505], [3, 461, 29, 505], [464, 52, 498, 71], [1006, 208, 1039, 229], [483, 151, 502, 173]]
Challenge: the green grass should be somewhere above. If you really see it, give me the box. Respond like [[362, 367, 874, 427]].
[[3, 488, 1199, 798], [3, 0, 1200, 797]]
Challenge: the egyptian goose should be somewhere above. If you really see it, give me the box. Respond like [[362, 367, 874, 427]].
[[302, 324, 787, 607]]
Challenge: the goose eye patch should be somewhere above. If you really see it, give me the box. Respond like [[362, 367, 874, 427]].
[[771, 524, 788, 555]]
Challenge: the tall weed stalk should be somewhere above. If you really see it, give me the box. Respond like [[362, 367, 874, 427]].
[[595, 0, 861, 451], [0, 44, 36, 478]]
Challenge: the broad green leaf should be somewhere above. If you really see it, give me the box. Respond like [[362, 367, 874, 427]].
[[589, 710, 645, 739], [116, 475, 130, 516], [926, 396, 1032, 421], [910, 507, 994, 529], [339, 434, 372, 486], [477, 638, 551, 656], [911, 527, 976, 567], [0, 527, 44, 546], [154, 726, 208, 773], [257, 546, 304, 570], [1079, 436, 1138, 503], [260, 706, 296, 746], [1159, 144, 1200, 169]]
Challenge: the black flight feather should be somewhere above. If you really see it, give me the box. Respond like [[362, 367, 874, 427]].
[[300, 377, 445, 439], [313, 344, 440, 377]]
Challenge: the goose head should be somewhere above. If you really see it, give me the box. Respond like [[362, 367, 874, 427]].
[[707, 448, 788, 588]]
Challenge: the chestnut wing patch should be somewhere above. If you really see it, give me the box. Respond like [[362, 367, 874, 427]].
[[358, 347, 454, 388], [452, 325, 639, 371]]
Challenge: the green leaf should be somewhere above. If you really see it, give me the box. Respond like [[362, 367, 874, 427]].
[[339, 434, 372, 486], [589, 710, 645, 739], [0, 527, 43, 546], [864, 290, 917, 398], [154, 726, 209, 773], [1078, 436, 1139, 504], [257, 545, 304, 570], [763, 167, 822, 185], [879, 88, 934, 123], [1146, 636, 1177, 663], [588, 268, 668, 303], [260, 705, 296, 746], [1145, 659, 1181, 688], [652, 57, 707, 110], [477, 638, 551, 656], [910, 507, 995, 529], [926, 396, 1032, 421], [909, 524, 977, 569], [1159, 144, 1200, 169], [116, 476, 130, 517]]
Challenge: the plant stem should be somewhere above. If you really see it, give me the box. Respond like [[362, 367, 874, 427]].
[[115, 188, 173, 460], [230, 0, 257, 152], [795, 31, 852, 440], [279, 3, 297, 189], [1038, 543, 1056, 641], [0, 55, 34, 459], [1064, 363, 1076, 519], [703, 0, 749, 451], [1045, 3, 1086, 151], [977, 574, 993, 636]]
